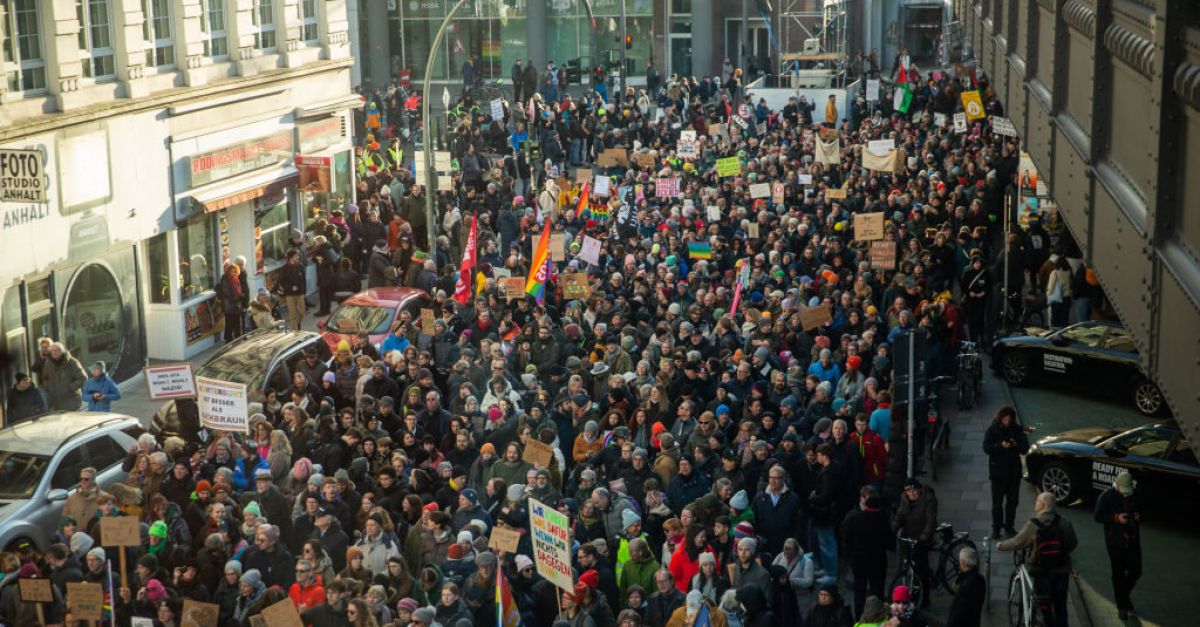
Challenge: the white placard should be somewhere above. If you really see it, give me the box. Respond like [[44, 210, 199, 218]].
[[953, 113, 968, 134], [0, 149, 47, 203], [490, 98, 504, 121], [529, 498, 574, 592], [933, 112, 947, 127], [593, 175, 611, 197], [797, 173, 813, 185], [865, 79, 880, 102], [707, 206, 722, 221], [867, 139, 894, 156], [144, 364, 197, 400], [680, 130, 696, 142], [196, 376, 249, 433], [578, 236, 602, 265], [749, 183, 771, 199], [991, 116, 1018, 137]]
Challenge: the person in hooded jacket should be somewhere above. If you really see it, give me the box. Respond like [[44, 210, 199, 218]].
[[806, 583, 853, 627], [841, 489, 891, 617], [6, 373, 48, 422], [735, 583, 775, 627]]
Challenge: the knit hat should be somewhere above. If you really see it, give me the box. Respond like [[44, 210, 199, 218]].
[[456, 530, 474, 544], [506, 484, 525, 502], [195, 479, 212, 493], [579, 569, 600, 589], [397, 598, 419, 614], [88, 547, 106, 562], [698, 552, 716, 567], [733, 521, 755, 539], [70, 532, 94, 557], [137, 554, 158, 571], [224, 560, 243, 575], [243, 501, 262, 518], [17, 562, 40, 578], [292, 458, 313, 481], [307, 473, 325, 488], [461, 488, 479, 506], [730, 489, 749, 511], [148, 520, 168, 539], [814, 418, 833, 435], [738, 537, 757, 552], [412, 607, 435, 624], [475, 551, 497, 569], [892, 585, 911, 603], [514, 555, 534, 571], [241, 569, 263, 588], [480, 443, 496, 456], [421, 501, 439, 513], [861, 596, 887, 622], [621, 509, 641, 530], [447, 544, 465, 559]]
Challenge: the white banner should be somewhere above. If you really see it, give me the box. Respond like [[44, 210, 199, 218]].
[[196, 377, 249, 433], [991, 116, 1018, 137], [865, 79, 880, 102], [144, 364, 196, 400], [529, 498, 573, 592]]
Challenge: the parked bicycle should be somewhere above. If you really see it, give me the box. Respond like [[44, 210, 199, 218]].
[[893, 536, 928, 609], [926, 375, 954, 481], [1008, 548, 1044, 627], [932, 522, 977, 594], [956, 341, 984, 409]]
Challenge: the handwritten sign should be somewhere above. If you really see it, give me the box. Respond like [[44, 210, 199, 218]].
[[866, 79, 880, 102], [420, 308, 436, 336], [181, 599, 221, 627], [593, 175, 611, 197], [101, 516, 142, 547], [597, 148, 628, 167], [747, 223, 760, 239], [560, 273, 590, 300], [707, 123, 725, 137], [633, 152, 656, 169], [853, 212, 886, 241], [578, 236, 602, 266], [799, 304, 833, 331], [522, 439, 555, 468], [196, 377, 249, 433], [716, 157, 742, 177], [144, 364, 197, 400], [501, 277, 525, 301], [576, 168, 592, 183], [655, 178, 680, 198], [550, 232, 566, 262], [772, 182, 785, 205], [18, 578, 52, 603], [749, 183, 771, 199], [490, 99, 504, 121], [488, 527, 522, 553], [867, 138, 894, 156], [529, 498, 574, 591], [707, 206, 722, 221], [869, 240, 897, 271], [797, 173, 813, 185], [826, 188, 848, 200], [260, 597, 304, 627], [67, 582, 103, 621], [991, 116, 1018, 137]]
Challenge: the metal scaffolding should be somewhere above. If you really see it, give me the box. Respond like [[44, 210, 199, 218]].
[[780, 0, 852, 87]]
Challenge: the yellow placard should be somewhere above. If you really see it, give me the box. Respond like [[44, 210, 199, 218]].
[[961, 90, 986, 121]]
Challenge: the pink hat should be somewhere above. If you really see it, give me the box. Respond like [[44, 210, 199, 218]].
[[145, 579, 166, 602]]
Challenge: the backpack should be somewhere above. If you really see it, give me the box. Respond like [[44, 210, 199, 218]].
[[1032, 513, 1069, 570]]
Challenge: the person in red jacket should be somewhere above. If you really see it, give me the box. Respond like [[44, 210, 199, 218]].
[[852, 413, 888, 490], [668, 524, 719, 593], [288, 559, 326, 613]]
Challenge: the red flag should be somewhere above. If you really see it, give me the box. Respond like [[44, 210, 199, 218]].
[[575, 180, 590, 218], [454, 213, 478, 305], [898, 60, 908, 86]]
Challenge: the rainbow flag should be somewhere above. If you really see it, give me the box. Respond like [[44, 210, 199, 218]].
[[525, 219, 551, 299], [497, 567, 522, 627], [575, 181, 590, 218], [688, 241, 712, 260], [591, 204, 610, 220]]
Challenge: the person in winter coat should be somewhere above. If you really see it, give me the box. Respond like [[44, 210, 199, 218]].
[[983, 405, 1030, 538], [355, 513, 402, 575], [82, 361, 121, 411], [288, 559, 327, 614], [892, 478, 937, 606], [666, 457, 711, 512], [6, 373, 48, 422], [771, 537, 815, 615], [806, 583, 853, 627], [944, 547, 985, 627], [38, 342, 87, 410], [851, 413, 887, 490], [668, 524, 717, 594], [735, 583, 775, 627], [1093, 470, 1141, 619], [218, 263, 248, 340], [840, 490, 891, 617], [277, 249, 308, 331], [665, 590, 729, 627], [750, 465, 804, 556]]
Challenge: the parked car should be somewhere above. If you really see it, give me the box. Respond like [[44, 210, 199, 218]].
[[1024, 420, 1199, 505], [0, 412, 141, 551], [991, 320, 1166, 416], [151, 328, 329, 439], [317, 287, 431, 354]]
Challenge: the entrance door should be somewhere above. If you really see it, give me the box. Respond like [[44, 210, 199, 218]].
[[724, 22, 771, 76], [23, 275, 56, 370], [669, 36, 692, 78]]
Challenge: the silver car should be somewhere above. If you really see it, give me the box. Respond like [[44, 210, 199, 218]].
[[0, 412, 140, 551]]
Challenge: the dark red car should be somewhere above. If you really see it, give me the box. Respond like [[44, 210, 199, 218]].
[[317, 288, 431, 354]]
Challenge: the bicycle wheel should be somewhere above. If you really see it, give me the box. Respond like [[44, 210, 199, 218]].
[[939, 539, 976, 594], [891, 565, 924, 609], [1008, 571, 1026, 627]]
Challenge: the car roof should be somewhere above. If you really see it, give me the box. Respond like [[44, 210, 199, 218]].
[[195, 329, 320, 386], [342, 288, 428, 308], [0, 412, 138, 456]]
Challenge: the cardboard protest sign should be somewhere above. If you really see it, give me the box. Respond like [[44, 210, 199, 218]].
[[18, 578, 52, 603], [420, 308, 436, 336], [716, 157, 742, 177], [197, 377, 249, 433], [853, 212, 886, 241], [867, 139, 894, 156], [260, 597, 304, 627], [144, 364, 196, 400], [707, 123, 724, 137], [861, 148, 904, 173], [633, 152, 657, 169], [550, 232, 566, 262], [578, 236, 602, 266], [529, 498, 574, 591], [576, 168, 592, 183], [561, 273, 591, 300], [501, 277, 526, 301], [799, 304, 832, 331], [815, 138, 841, 165], [181, 599, 221, 627], [825, 188, 848, 200], [101, 515, 142, 547], [488, 527, 522, 553], [67, 582, 104, 621], [749, 183, 771, 199], [869, 240, 897, 270], [598, 148, 629, 167], [522, 439, 555, 468]]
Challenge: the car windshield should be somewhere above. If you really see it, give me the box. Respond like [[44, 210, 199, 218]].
[[326, 305, 392, 335], [0, 451, 51, 499], [196, 354, 265, 389]]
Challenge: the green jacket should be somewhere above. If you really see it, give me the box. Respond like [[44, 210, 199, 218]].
[[618, 553, 660, 606]]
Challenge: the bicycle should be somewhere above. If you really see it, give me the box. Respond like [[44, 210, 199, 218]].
[[926, 375, 954, 481], [1008, 549, 1044, 627], [893, 536, 927, 609], [956, 341, 983, 410], [932, 522, 976, 594]]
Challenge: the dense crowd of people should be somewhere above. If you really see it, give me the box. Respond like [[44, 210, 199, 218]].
[[2, 52, 1106, 627]]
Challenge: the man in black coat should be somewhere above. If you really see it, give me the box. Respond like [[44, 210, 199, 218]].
[[241, 524, 295, 590], [750, 463, 804, 556], [300, 578, 351, 627], [840, 490, 891, 617], [809, 444, 846, 586], [945, 546, 986, 627], [277, 249, 308, 331], [982, 405, 1029, 537], [46, 543, 84, 593], [1093, 470, 1141, 619], [644, 569, 685, 627], [246, 470, 293, 549]]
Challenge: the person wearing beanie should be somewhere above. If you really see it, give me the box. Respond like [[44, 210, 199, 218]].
[[841, 488, 891, 617], [340, 546, 372, 590], [452, 487, 492, 533], [232, 569, 267, 624], [728, 537, 771, 600], [353, 511, 402, 579], [856, 594, 888, 626], [145, 518, 186, 575], [729, 489, 750, 513], [82, 360, 121, 411]]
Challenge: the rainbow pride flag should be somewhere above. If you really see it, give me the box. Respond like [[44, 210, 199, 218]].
[[525, 219, 551, 299], [688, 241, 712, 259]]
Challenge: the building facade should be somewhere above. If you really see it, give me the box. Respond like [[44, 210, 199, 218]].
[[0, 0, 358, 422]]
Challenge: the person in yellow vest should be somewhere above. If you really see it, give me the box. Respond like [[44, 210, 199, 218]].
[[825, 94, 838, 127], [387, 138, 403, 170]]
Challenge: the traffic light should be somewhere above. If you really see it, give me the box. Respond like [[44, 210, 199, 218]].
[[625, 34, 633, 50]]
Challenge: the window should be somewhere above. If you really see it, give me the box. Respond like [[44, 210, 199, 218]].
[[1103, 329, 1137, 354], [256, 197, 292, 273], [201, 0, 228, 58], [85, 436, 128, 472], [178, 215, 218, 300], [147, 232, 171, 304], [76, 0, 115, 79], [252, 0, 276, 51], [51, 447, 86, 491], [141, 0, 175, 67], [1058, 324, 1106, 348], [0, 451, 51, 498], [1169, 440, 1198, 467], [2, 0, 47, 93], [1109, 428, 1175, 459], [300, 0, 318, 44]]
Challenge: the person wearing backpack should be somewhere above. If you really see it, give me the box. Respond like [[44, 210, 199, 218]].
[[1094, 470, 1141, 620], [997, 492, 1078, 627]]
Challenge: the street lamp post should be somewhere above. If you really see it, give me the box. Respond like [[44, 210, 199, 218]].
[[422, 0, 472, 267]]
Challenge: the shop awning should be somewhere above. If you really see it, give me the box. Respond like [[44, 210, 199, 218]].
[[192, 173, 298, 214]]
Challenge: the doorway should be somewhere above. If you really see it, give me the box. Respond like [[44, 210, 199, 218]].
[[724, 22, 772, 78], [669, 35, 692, 78]]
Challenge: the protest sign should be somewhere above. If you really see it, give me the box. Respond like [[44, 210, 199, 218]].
[[867, 139, 894, 156], [561, 273, 591, 300], [181, 600, 220, 627], [576, 168, 592, 183], [67, 582, 104, 621], [550, 232, 566, 262], [501, 277, 525, 301], [260, 597, 303, 627], [18, 579, 52, 603], [716, 157, 741, 177], [853, 212, 886, 241], [578, 236, 602, 265], [933, 112, 947, 127], [488, 527, 521, 553], [772, 182, 785, 205], [598, 148, 628, 167], [747, 223, 760, 239], [420, 308, 436, 335], [961, 91, 986, 120], [633, 152, 656, 169], [815, 138, 840, 165], [593, 175, 611, 197], [529, 498, 574, 591], [825, 188, 848, 200], [869, 240, 897, 270], [797, 173, 813, 185], [655, 178, 680, 198], [749, 183, 771, 199], [953, 113, 968, 133], [490, 99, 504, 121], [101, 515, 142, 547], [196, 377, 249, 433], [799, 304, 832, 331], [866, 79, 880, 102], [144, 364, 196, 400], [991, 116, 1018, 137], [707, 206, 722, 221]]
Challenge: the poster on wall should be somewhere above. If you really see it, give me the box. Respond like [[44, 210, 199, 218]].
[[184, 297, 220, 345], [295, 156, 331, 193]]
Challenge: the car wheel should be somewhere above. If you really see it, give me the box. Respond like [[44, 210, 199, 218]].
[[1037, 462, 1077, 504], [1002, 352, 1029, 386], [1132, 379, 1165, 417]]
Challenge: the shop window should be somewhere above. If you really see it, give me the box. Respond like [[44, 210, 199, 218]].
[[62, 263, 125, 379], [256, 198, 292, 274], [147, 232, 171, 304], [179, 215, 218, 300]]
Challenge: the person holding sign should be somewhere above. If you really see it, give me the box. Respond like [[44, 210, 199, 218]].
[[0, 560, 66, 626]]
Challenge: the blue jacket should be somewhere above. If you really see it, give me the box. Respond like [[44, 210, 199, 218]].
[[806, 361, 841, 385], [82, 374, 120, 411], [380, 334, 411, 357], [232, 457, 270, 493]]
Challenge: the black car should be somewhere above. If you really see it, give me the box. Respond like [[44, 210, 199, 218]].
[[991, 320, 1166, 416], [151, 329, 330, 438], [1024, 421, 1199, 504]]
